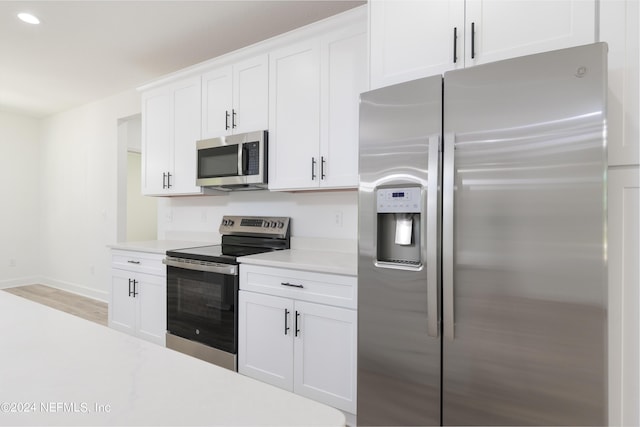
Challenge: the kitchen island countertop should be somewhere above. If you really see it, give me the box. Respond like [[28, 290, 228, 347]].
[[0, 291, 346, 426]]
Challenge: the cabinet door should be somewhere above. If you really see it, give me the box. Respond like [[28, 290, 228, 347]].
[[135, 273, 167, 346], [109, 269, 137, 335], [141, 88, 172, 195], [268, 40, 321, 190], [171, 77, 202, 195], [601, 0, 640, 167], [320, 28, 367, 189], [202, 66, 233, 139], [293, 301, 357, 414], [238, 291, 294, 391], [465, 0, 595, 66], [369, 0, 465, 89], [233, 55, 269, 134], [608, 167, 640, 427]]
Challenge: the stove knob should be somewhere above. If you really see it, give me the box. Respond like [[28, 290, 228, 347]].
[[277, 221, 285, 229], [262, 221, 269, 228], [227, 219, 234, 226], [222, 219, 228, 226]]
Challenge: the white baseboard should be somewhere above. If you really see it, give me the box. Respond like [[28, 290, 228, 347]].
[[37, 277, 109, 303], [0, 276, 108, 303], [0, 276, 41, 290]]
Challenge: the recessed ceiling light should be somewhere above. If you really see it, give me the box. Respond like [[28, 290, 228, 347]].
[[18, 12, 40, 25]]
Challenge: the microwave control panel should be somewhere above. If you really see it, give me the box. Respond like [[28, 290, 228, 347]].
[[244, 142, 260, 175]]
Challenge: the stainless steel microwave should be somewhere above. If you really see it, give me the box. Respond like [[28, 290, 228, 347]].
[[196, 130, 268, 190]]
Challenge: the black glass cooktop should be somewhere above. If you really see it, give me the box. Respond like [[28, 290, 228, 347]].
[[166, 238, 288, 264]]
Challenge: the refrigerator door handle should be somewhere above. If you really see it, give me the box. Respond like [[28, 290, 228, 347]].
[[426, 135, 441, 338], [443, 132, 455, 340]]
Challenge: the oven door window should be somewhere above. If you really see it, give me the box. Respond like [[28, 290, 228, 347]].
[[167, 266, 237, 353], [198, 145, 238, 178]]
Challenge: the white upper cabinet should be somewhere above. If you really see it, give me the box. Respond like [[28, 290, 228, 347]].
[[268, 40, 322, 190], [201, 66, 232, 138], [321, 27, 368, 189], [370, 0, 596, 89], [142, 90, 172, 195], [370, 0, 465, 88], [201, 54, 268, 139], [140, 6, 366, 195], [142, 76, 204, 196], [465, 0, 596, 67], [269, 13, 367, 191], [600, 0, 640, 167]]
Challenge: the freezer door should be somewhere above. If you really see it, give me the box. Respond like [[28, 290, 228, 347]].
[[358, 75, 442, 426], [442, 43, 607, 425]]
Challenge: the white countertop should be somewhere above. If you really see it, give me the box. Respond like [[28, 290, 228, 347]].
[[0, 291, 345, 426], [238, 249, 357, 276], [109, 240, 214, 255]]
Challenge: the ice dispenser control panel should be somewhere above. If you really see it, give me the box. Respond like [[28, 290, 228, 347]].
[[377, 187, 421, 213]]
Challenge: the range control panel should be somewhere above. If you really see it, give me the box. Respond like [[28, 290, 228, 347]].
[[376, 187, 422, 213], [219, 215, 290, 238]]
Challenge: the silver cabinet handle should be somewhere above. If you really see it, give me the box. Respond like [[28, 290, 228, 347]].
[[443, 132, 455, 340], [426, 135, 441, 338], [311, 157, 317, 180]]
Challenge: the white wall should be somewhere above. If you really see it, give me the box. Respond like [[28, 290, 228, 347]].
[[0, 112, 41, 287], [39, 89, 140, 301], [158, 190, 358, 242]]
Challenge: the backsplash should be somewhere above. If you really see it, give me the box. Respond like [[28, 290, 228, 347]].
[[157, 190, 357, 241]]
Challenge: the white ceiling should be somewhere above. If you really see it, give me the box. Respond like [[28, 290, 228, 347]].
[[0, 0, 365, 118]]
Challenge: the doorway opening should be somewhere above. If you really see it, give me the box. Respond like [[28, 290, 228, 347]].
[[117, 114, 157, 242]]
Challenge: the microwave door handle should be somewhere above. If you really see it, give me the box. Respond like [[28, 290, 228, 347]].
[[237, 143, 244, 176], [241, 144, 250, 175]]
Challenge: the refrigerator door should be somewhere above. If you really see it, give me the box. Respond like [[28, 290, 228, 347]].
[[358, 76, 442, 426], [442, 43, 607, 425]]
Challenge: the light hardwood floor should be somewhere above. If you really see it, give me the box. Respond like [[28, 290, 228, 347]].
[[3, 284, 107, 326]]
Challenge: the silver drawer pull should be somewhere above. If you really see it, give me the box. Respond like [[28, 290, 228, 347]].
[[127, 260, 141, 264], [281, 282, 304, 289]]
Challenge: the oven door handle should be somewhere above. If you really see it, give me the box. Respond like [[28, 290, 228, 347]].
[[163, 258, 238, 276]]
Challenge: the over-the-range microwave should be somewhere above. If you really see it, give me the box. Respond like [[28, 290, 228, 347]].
[[196, 130, 267, 191]]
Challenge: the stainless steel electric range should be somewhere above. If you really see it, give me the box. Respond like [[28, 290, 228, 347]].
[[163, 215, 290, 370]]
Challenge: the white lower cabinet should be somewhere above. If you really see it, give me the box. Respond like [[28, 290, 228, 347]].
[[109, 250, 167, 346], [238, 265, 357, 415], [293, 300, 357, 413]]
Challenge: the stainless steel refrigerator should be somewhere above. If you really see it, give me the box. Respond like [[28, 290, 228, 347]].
[[357, 43, 607, 426]]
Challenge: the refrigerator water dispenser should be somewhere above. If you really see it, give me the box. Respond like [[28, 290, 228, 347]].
[[376, 187, 422, 266]]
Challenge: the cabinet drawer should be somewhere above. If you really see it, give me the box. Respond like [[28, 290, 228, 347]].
[[240, 265, 356, 309], [111, 250, 166, 277]]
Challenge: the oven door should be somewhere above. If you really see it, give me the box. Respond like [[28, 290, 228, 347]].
[[165, 261, 238, 354]]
